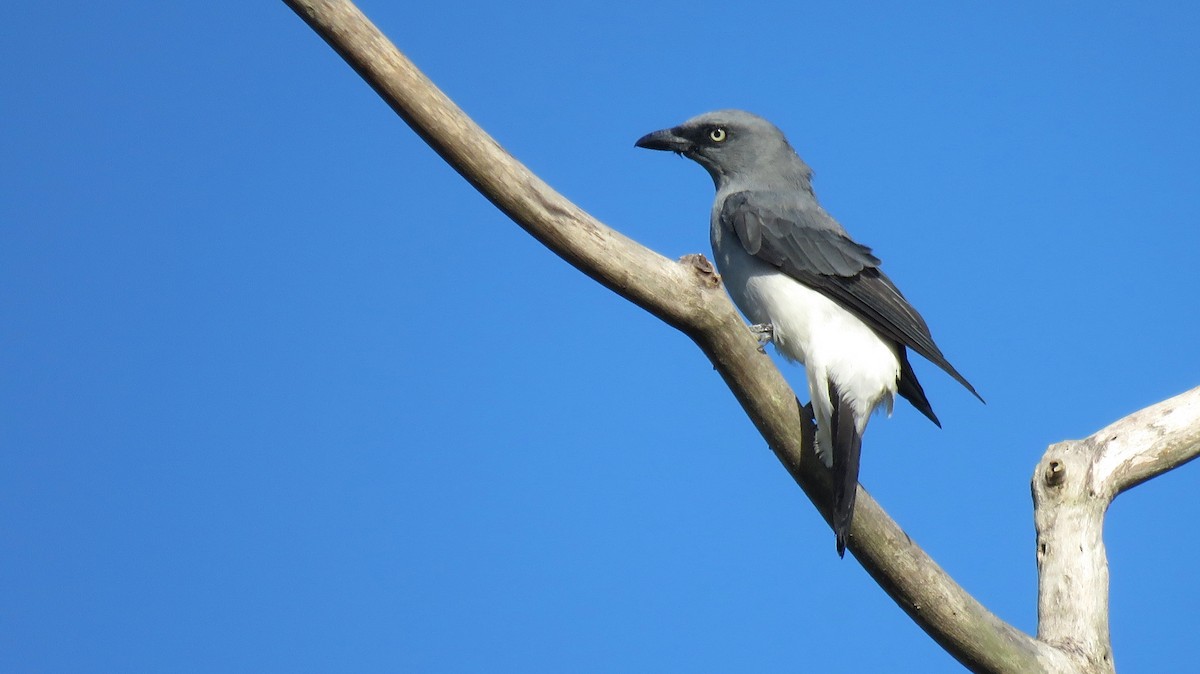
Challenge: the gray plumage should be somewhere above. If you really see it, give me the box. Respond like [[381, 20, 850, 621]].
[[636, 110, 981, 556]]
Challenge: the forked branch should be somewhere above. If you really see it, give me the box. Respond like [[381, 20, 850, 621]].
[[1033, 386, 1200, 672]]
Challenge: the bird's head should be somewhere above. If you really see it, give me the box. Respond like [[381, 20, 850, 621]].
[[635, 110, 812, 190]]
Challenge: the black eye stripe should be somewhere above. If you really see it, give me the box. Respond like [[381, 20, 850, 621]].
[[689, 125, 726, 143], [681, 124, 731, 145]]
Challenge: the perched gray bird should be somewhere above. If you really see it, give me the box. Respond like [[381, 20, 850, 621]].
[[636, 110, 981, 556]]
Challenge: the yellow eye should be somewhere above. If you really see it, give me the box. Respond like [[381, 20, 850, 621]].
[[709, 127, 727, 142]]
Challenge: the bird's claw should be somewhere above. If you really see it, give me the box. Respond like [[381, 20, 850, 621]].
[[749, 323, 775, 353]]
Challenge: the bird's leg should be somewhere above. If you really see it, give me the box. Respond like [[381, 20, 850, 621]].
[[749, 323, 775, 353]]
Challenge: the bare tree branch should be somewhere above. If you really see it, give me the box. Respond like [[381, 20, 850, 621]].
[[1094, 386, 1200, 495], [283, 1, 1197, 672], [1033, 385, 1200, 672]]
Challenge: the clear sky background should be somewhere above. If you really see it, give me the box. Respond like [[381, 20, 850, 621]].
[[4, 2, 1199, 672]]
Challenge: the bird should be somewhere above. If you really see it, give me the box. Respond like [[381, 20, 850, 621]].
[[635, 110, 982, 556]]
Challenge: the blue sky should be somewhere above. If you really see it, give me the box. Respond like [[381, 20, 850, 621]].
[[3, 2, 1199, 672]]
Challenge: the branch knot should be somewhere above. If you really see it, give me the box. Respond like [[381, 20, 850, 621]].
[[1044, 460, 1066, 488], [679, 253, 720, 288]]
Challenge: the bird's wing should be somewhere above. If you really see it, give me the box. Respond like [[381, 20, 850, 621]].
[[724, 191, 881, 276], [721, 191, 982, 400]]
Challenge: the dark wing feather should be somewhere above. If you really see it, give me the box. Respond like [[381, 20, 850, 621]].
[[720, 191, 983, 402], [724, 191, 878, 276]]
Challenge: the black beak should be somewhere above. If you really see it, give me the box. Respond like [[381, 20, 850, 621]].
[[634, 127, 691, 153]]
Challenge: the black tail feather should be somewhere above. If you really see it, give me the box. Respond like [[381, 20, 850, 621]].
[[829, 382, 863, 558], [896, 347, 941, 428]]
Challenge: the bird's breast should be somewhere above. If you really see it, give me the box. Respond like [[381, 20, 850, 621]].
[[710, 212, 900, 416]]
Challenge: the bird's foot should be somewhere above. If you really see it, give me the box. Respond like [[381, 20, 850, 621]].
[[749, 323, 775, 353]]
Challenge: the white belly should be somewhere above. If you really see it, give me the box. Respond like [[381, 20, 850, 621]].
[[712, 227, 899, 457]]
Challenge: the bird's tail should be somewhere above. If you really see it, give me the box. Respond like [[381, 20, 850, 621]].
[[896, 347, 941, 428], [829, 382, 863, 558]]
